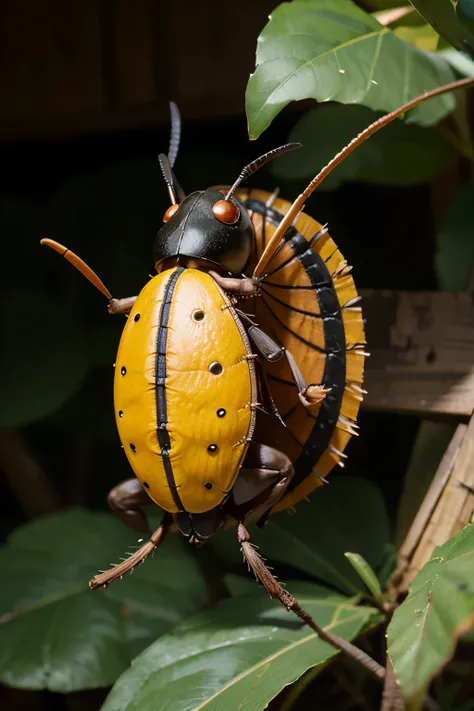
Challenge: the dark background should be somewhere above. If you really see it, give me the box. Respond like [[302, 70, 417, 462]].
[[0, 1, 454, 709]]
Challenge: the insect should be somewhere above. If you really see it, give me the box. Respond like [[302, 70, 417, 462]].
[[41, 76, 473, 593]]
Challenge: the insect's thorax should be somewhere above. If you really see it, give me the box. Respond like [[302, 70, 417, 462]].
[[113, 267, 256, 517]]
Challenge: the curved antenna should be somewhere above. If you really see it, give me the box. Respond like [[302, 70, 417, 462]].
[[225, 143, 302, 202], [254, 75, 474, 278], [158, 153, 178, 205], [40, 239, 112, 300], [168, 101, 181, 168]]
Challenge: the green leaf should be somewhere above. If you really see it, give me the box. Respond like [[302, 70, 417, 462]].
[[0, 283, 90, 427], [246, 0, 458, 139], [435, 176, 474, 291], [394, 24, 440, 51], [409, 0, 474, 55], [0, 509, 206, 692], [344, 553, 383, 601], [387, 524, 474, 702], [102, 584, 383, 711], [211, 477, 390, 595], [270, 103, 455, 188]]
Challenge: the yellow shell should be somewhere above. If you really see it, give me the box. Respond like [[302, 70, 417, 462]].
[[114, 267, 256, 514]]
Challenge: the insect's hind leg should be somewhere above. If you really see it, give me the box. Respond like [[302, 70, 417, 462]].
[[247, 325, 331, 407], [229, 441, 294, 529], [107, 478, 151, 533]]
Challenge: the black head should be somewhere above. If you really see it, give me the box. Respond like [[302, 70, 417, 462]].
[[153, 103, 302, 274], [153, 189, 254, 274]]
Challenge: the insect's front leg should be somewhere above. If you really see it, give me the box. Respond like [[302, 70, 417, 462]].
[[228, 441, 294, 528], [107, 477, 151, 533], [208, 270, 259, 297], [247, 325, 331, 407], [108, 296, 138, 315]]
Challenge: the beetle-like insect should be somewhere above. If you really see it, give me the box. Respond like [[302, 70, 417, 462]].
[[41, 76, 473, 592]]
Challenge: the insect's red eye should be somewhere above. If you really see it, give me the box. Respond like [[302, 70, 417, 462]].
[[163, 204, 179, 222], [212, 200, 240, 225]]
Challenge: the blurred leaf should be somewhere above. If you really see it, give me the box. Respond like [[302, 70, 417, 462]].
[[0, 509, 206, 692], [457, 0, 474, 36], [102, 584, 383, 711], [395, 422, 456, 545], [246, 0, 458, 139], [435, 176, 474, 291], [0, 283, 90, 427], [409, 0, 474, 55], [438, 48, 474, 76], [388, 524, 474, 703], [344, 553, 382, 600], [394, 23, 440, 50], [211, 477, 390, 595], [270, 103, 455, 188]]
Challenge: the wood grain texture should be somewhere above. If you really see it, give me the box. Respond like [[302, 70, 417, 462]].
[[392, 416, 474, 591], [360, 289, 474, 418]]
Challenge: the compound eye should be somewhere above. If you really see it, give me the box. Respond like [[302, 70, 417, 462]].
[[163, 204, 179, 222], [212, 199, 240, 225]]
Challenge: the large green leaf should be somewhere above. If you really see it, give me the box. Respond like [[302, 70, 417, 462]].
[[387, 524, 474, 703], [246, 0, 458, 139], [211, 477, 391, 595], [0, 509, 206, 692], [408, 0, 474, 55], [269, 103, 455, 188], [102, 584, 383, 711], [0, 284, 89, 427], [435, 176, 474, 291]]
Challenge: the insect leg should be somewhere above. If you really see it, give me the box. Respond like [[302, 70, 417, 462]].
[[247, 325, 331, 407], [108, 296, 138, 315], [229, 442, 294, 528], [107, 478, 151, 533], [208, 270, 259, 297]]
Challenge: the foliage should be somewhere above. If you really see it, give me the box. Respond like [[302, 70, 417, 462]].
[[0, 509, 206, 692], [102, 585, 382, 711], [388, 525, 474, 703], [246, 0, 460, 140], [1, 1, 474, 710]]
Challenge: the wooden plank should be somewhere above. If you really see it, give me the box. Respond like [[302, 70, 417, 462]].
[[360, 289, 474, 418], [392, 416, 474, 591]]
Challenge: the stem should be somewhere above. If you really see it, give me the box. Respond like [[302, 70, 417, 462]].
[[238, 524, 385, 681], [380, 654, 405, 711]]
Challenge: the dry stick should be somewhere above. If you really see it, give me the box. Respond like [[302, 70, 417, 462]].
[[89, 514, 172, 589], [380, 654, 405, 711], [238, 524, 385, 681]]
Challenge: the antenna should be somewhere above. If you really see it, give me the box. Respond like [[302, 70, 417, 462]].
[[168, 101, 181, 168], [225, 143, 302, 202], [40, 239, 112, 300], [254, 75, 474, 278]]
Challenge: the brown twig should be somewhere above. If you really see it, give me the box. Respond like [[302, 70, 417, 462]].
[[238, 523, 385, 681], [380, 654, 405, 711], [89, 514, 172, 589]]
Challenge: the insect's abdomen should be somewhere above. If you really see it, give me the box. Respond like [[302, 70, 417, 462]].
[[114, 267, 256, 515]]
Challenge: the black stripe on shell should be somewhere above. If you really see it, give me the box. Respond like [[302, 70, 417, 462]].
[[244, 199, 346, 490], [155, 267, 185, 510]]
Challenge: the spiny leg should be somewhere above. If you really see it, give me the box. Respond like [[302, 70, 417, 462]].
[[247, 325, 331, 407], [89, 513, 172, 590], [107, 477, 151, 533], [237, 523, 385, 680]]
